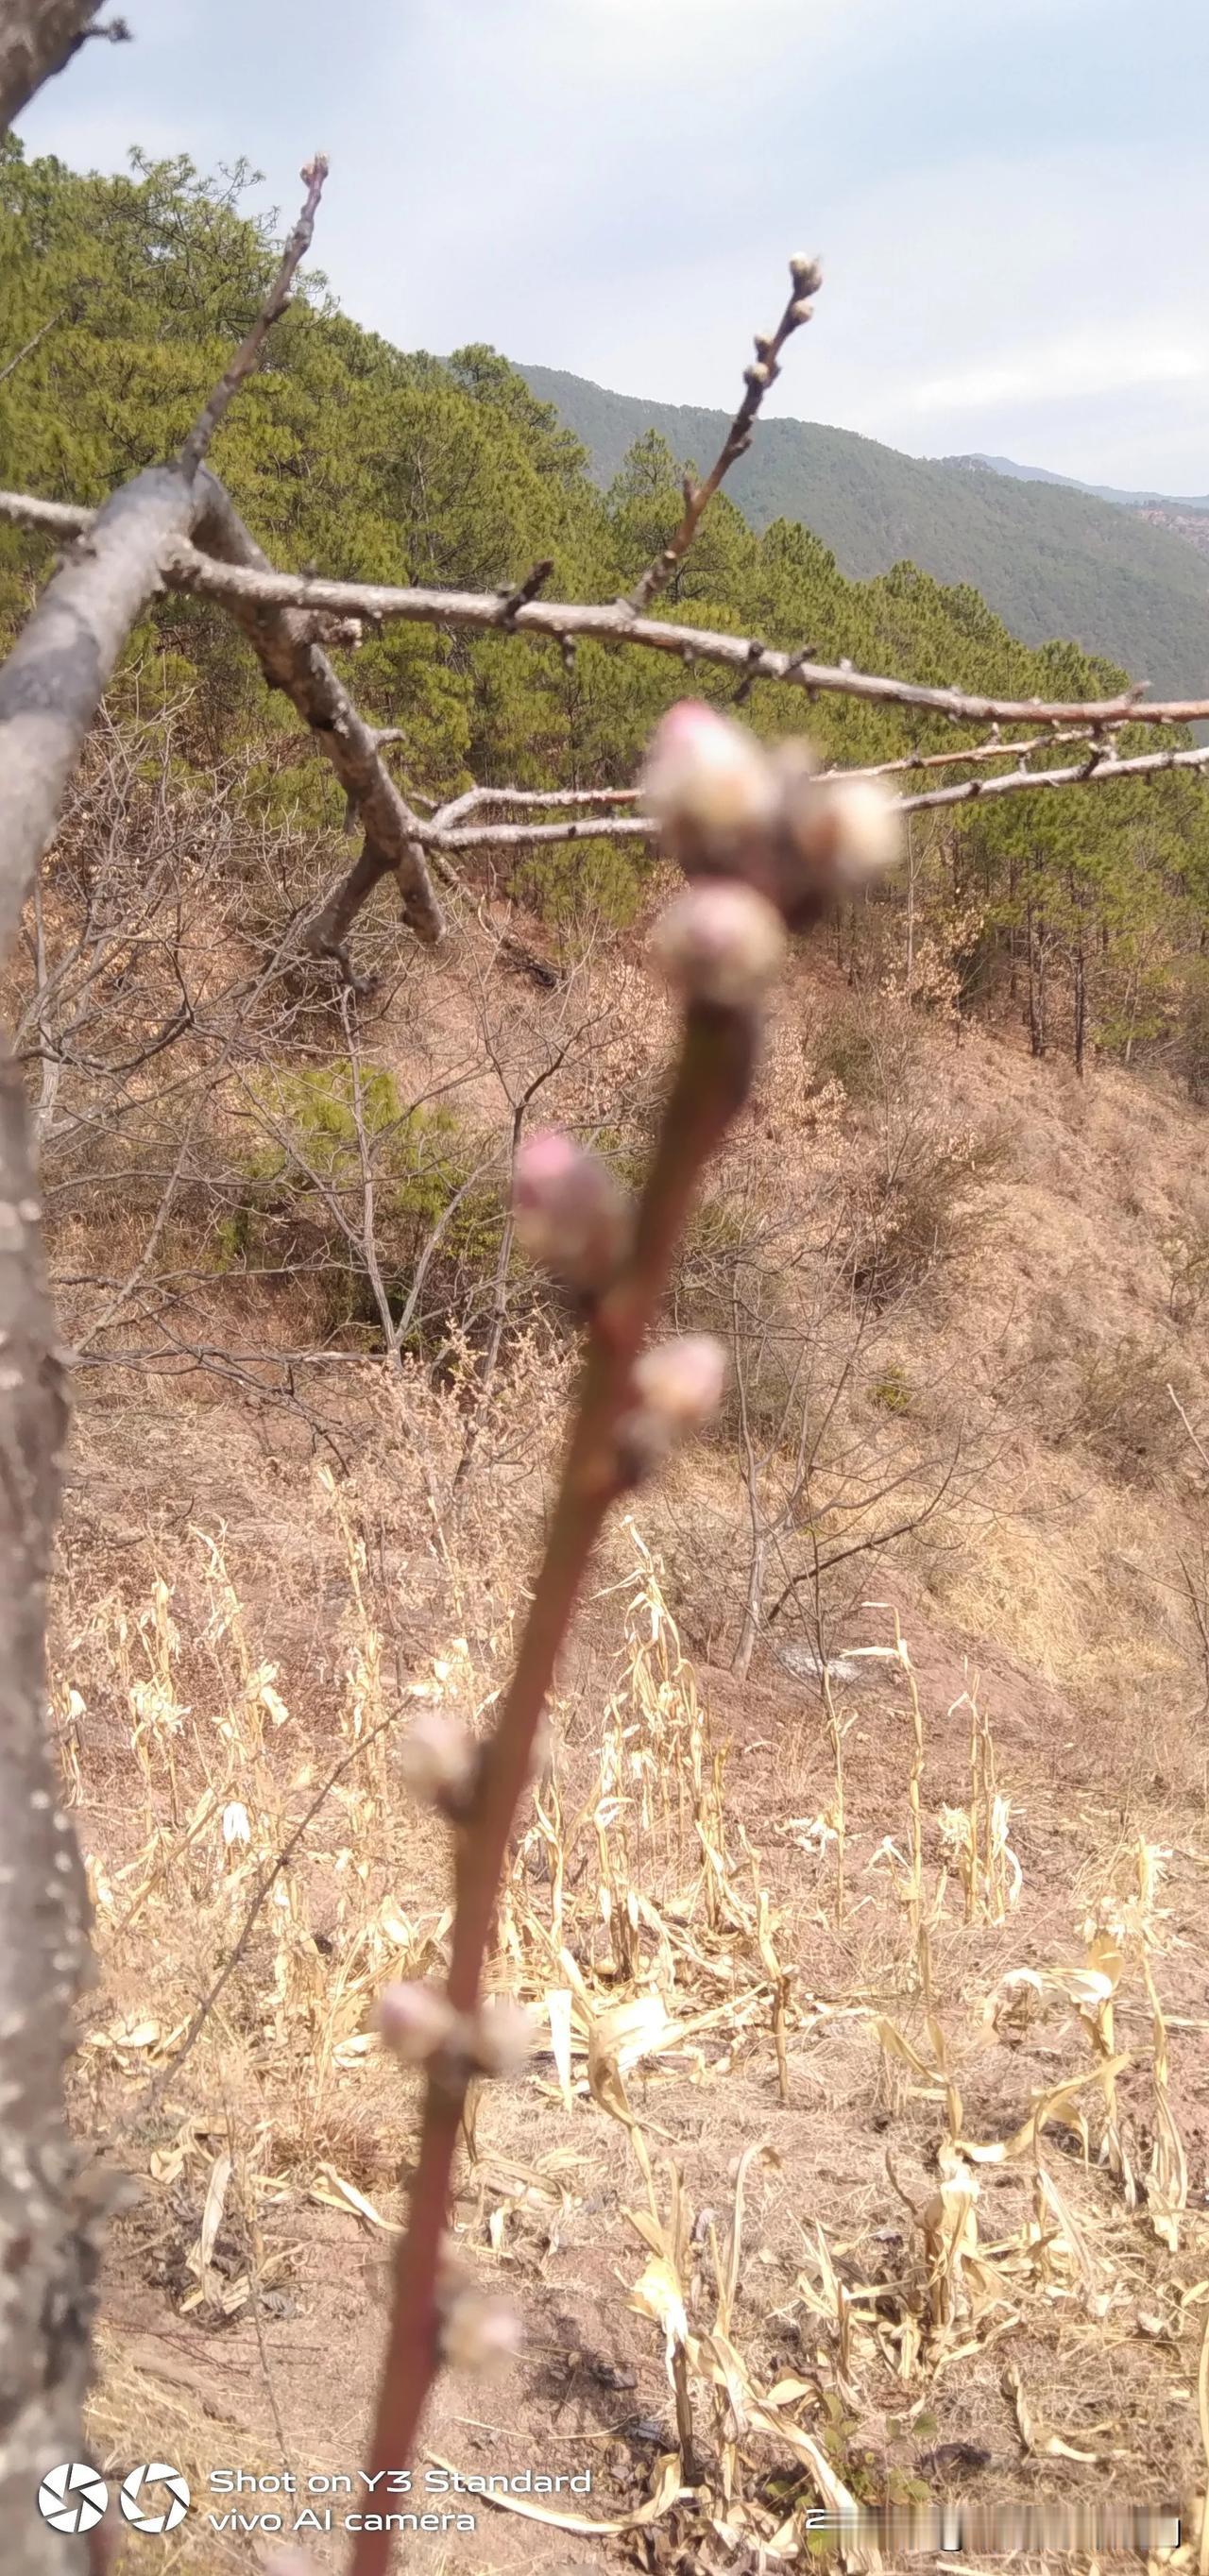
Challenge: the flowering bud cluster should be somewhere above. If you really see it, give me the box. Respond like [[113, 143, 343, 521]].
[[639, 699, 903, 933], [512, 1130, 630, 1293], [438, 2272, 522, 2374], [617, 1333, 727, 1480], [375, 1982, 536, 2082], [400, 1707, 482, 1820]]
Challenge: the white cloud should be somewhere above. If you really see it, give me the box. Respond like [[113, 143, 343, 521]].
[[902, 340, 1208, 418], [13, 0, 1209, 489]]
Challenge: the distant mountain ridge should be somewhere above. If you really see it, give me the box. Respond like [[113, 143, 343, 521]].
[[517, 363, 1209, 701], [945, 452, 1209, 512]]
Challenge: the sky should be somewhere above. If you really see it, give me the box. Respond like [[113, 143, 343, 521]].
[[16, 0, 1209, 493]]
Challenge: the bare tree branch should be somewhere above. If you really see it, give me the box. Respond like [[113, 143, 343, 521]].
[[628, 252, 821, 610], [4, 489, 1208, 734], [0, 308, 69, 389], [179, 157, 329, 477], [895, 741, 1209, 814], [0, 0, 105, 131], [0, 1056, 94, 2570], [404, 740, 1209, 857], [0, 471, 204, 956], [189, 475, 445, 962]]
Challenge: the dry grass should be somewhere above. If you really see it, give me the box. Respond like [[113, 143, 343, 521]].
[[43, 953, 1209, 2572], [59, 1451, 1209, 2571]]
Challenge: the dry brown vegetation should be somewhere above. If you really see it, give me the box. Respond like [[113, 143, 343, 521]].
[[48, 849, 1209, 2572], [4, 58, 1209, 2565]]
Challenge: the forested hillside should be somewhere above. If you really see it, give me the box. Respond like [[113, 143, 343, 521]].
[[9, 132, 1209, 2572], [4, 141, 1208, 1090], [519, 362, 1209, 701]]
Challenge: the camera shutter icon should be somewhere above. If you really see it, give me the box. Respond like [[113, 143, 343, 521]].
[[119, 2463, 192, 2533], [36, 2464, 110, 2534]]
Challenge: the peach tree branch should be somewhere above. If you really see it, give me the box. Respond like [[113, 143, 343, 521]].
[[179, 155, 329, 476], [349, 704, 902, 2576], [1, 490, 1203, 734], [627, 254, 821, 611]]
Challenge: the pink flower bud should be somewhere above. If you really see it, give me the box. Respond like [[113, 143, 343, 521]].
[[469, 1998, 536, 2077], [650, 881, 786, 1011], [400, 1708, 480, 1817], [618, 1334, 727, 1476], [375, 1980, 459, 2065], [440, 2290, 523, 2374], [640, 701, 777, 849], [513, 1131, 629, 1288]]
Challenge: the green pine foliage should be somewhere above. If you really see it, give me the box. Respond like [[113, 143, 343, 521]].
[[2, 141, 1208, 1086]]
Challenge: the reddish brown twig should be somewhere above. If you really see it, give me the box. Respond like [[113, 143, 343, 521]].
[[179, 155, 329, 478], [349, 703, 900, 2576], [628, 253, 822, 611]]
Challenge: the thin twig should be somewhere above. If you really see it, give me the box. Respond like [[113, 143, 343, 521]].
[[1170, 1385, 1209, 1476], [0, 307, 68, 388], [352, 995, 761, 2576], [628, 253, 821, 610], [408, 741, 1209, 855], [109, 1704, 403, 2151], [179, 158, 329, 479]]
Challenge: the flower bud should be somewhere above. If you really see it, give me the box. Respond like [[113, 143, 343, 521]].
[[469, 1998, 536, 2077], [819, 776, 904, 886], [513, 1131, 629, 1290], [640, 701, 777, 854], [440, 2289, 523, 2374], [400, 1707, 481, 1818], [650, 881, 786, 1011], [790, 253, 824, 294], [618, 1334, 727, 1476], [789, 299, 815, 327], [744, 361, 772, 390], [771, 736, 821, 794], [375, 1980, 460, 2065]]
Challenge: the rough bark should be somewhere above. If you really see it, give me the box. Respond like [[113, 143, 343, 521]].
[[191, 475, 445, 956], [0, 468, 198, 957], [0, 1057, 94, 2574], [0, 0, 101, 132], [0, 463, 201, 2566]]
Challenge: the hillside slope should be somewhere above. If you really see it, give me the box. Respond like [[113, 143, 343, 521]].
[[518, 363, 1209, 699]]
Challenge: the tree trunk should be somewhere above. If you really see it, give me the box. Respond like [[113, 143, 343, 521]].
[[0, 1054, 94, 2572], [1026, 897, 1044, 1057]]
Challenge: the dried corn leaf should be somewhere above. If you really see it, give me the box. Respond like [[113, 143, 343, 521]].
[[957, 2055, 1131, 2162], [629, 2254, 690, 2364], [196, 2150, 231, 2301], [546, 1987, 575, 2110], [309, 2165, 399, 2232]]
